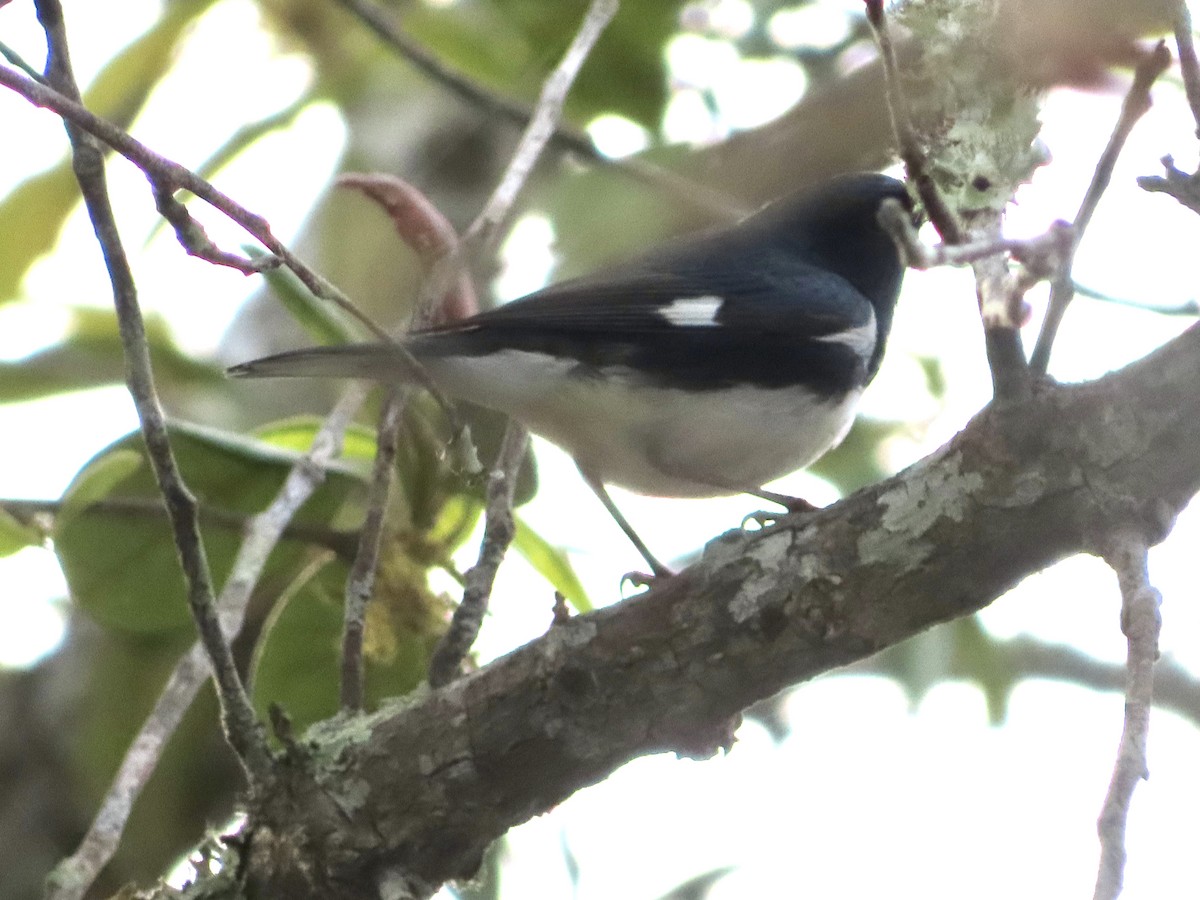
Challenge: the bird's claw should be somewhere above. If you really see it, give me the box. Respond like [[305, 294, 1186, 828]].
[[741, 495, 819, 531], [620, 567, 673, 594]]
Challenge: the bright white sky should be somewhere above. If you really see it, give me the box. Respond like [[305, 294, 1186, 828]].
[[1, 1, 1199, 897]]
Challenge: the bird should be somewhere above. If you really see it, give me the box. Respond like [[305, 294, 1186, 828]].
[[229, 173, 912, 578]]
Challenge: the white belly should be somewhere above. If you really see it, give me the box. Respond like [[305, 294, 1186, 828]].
[[423, 350, 861, 497]]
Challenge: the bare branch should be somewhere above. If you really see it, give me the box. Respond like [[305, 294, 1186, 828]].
[[1174, 1, 1200, 136], [841, 632, 1200, 728], [465, 0, 620, 255], [0, 37, 45, 82], [45, 644, 210, 900], [428, 422, 529, 687], [329, 0, 600, 162], [879, 199, 1074, 273], [152, 185, 278, 275], [341, 387, 405, 711], [1094, 531, 1162, 900], [1138, 153, 1200, 212], [1031, 41, 1170, 375]]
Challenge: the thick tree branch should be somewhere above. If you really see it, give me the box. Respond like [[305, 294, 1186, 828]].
[[233, 318, 1200, 897]]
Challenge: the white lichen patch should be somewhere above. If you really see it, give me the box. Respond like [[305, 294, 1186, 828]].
[[859, 451, 984, 564], [728, 572, 779, 624], [543, 618, 598, 657]]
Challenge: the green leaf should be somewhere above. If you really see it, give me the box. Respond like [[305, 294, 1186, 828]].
[[55, 421, 367, 634], [425, 493, 484, 560], [254, 416, 378, 465], [513, 516, 592, 612], [251, 245, 360, 346], [0, 506, 43, 557], [55, 448, 143, 533], [0, 167, 82, 304], [0, 0, 217, 303]]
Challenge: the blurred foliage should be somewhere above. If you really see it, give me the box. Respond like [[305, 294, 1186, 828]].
[[0, 307, 225, 404], [0, 0, 218, 303], [0, 504, 42, 556], [249, 553, 447, 732]]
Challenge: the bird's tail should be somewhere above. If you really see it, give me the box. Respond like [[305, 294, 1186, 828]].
[[226, 343, 411, 381]]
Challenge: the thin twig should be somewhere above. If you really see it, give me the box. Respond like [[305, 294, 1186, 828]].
[[863, 0, 962, 244], [428, 422, 529, 687], [33, 0, 272, 786], [341, 387, 405, 711], [45, 643, 210, 900], [1031, 42, 1170, 375], [1137, 153, 1200, 213], [0, 37, 46, 82], [1094, 531, 1162, 900], [333, 176, 485, 710], [423, 0, 618, 688], [422, 0, 620, 310], [1073, 281, 1200, 316], [1173, 1, 1200, 136], [839, 633, 1200, 729], [469, 1, 620, 254], [879, 199, 1074, 272], [46, 386, 368, 900]]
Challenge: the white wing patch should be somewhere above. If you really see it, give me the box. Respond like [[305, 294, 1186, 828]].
[[657, 295, 724, 327], [813, 306, 877, 357]]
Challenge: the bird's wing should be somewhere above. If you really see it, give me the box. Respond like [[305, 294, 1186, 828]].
[[229, 251, 879, 394], [419, 252, 873, 342], [407, 254, 878, 394]]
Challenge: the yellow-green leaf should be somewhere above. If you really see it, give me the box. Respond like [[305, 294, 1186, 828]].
[[513, 517, 592, 612]]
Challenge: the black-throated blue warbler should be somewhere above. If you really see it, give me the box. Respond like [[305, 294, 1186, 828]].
[[229, 173, 912, 577]]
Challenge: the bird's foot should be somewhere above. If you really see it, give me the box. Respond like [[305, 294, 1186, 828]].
[[741, 494, 818, 530]]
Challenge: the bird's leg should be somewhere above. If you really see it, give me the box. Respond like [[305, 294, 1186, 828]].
[[577, 465, 674, 580], [745, 487, 817, 513]]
